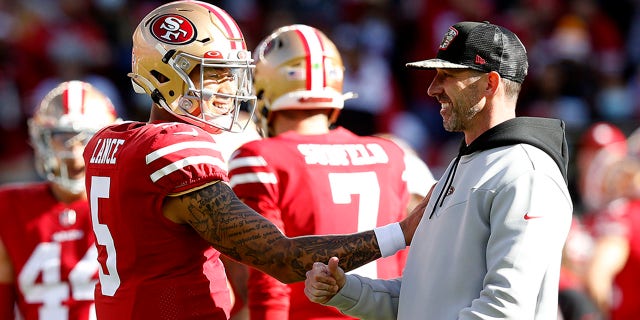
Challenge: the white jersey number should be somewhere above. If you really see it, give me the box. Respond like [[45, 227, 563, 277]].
[[328, 172, 380, 278], [18, 243, 97, 319], [89, 176, 120, 296]]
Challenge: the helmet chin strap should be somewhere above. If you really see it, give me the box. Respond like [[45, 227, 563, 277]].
[[131, 71, 222, 134], [258, 99, 272, 138]]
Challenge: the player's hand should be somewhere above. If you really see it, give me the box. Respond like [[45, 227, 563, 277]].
[[399, 183, 434, 245], [304, 257, 345, 304]]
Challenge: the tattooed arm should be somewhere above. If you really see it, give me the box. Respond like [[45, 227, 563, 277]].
[[164, 181, 424, 283]]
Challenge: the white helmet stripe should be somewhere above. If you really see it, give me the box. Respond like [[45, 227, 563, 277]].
[[197, 2, 245, 50], [65, 80, 86, 116], [295, 25, 325, 91]]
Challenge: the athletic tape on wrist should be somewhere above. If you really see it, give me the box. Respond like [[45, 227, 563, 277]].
[[373, 222, 405, 257]]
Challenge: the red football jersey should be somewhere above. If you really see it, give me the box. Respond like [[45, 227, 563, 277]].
[[591, 199, 640, 320], [82, 121, 232, 319], [0, 182, 98, 320], [228, 127, 410, 320]]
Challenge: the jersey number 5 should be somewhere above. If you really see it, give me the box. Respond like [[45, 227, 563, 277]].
[[89, 176, 121, 296]]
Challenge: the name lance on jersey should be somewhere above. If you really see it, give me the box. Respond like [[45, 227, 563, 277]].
[[89, 138, 125, 164], [297, 143, 389, 166]]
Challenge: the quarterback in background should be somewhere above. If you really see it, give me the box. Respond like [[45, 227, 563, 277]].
[[227, 24, 435, 320], [0, 81, 119, 319]]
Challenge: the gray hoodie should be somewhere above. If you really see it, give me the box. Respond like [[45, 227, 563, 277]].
[[324, 117, 573, 320]]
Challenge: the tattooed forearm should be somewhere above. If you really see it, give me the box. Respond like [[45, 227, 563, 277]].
[[182, 182, 382, 283], [183, 182, 270, 257], [281, 232, 382, 281]]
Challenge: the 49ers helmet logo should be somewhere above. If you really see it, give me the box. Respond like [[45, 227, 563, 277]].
[[150, 14, 197, 45]]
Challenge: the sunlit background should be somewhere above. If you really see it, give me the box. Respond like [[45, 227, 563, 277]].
[[1, 0, 639, 214]]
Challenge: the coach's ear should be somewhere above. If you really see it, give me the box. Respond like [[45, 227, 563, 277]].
[[486, 71, 501, 96]]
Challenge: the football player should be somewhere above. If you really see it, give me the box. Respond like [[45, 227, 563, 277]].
[[0, 80, 119, 319], [82, 2, 427, 319], [585, 133, 640, 319], [577, 122, 628, 212], [227, 24, 435, 320]]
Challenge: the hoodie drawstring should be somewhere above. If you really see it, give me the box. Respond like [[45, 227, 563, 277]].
[[429, 153, 462, 219]]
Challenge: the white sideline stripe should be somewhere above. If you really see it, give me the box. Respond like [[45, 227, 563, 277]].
[[150, 155, 226, 182], [228, 156, 267, 171], [229, 172, 277, 188], [146, 141, 219, 164]]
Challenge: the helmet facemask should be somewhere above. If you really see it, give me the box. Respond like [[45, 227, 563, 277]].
[[28, 80, 119, 195], [171, 52, 256, 133], [31, 128, 96, 195]]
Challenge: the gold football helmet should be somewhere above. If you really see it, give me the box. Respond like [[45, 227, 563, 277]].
[[129, 0, 256, 134], [253, 24, 353, 137], [28, 81, 119, 194]]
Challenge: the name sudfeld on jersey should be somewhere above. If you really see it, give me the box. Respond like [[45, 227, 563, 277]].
[[89, 138, 125, 164], [297, 143, 389, 166]]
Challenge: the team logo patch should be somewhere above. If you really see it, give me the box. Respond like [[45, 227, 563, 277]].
[[284, 66, 305, 80], [445, 186, 455, 196], [59, 209, 77, 227], [150, 14, 197, 45], [439, 27, 458, 50]]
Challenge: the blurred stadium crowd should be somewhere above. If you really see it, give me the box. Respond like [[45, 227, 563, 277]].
[[1, 0, 640, 209]]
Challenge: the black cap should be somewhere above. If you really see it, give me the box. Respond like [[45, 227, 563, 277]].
[[406, 21, 528, 83]]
